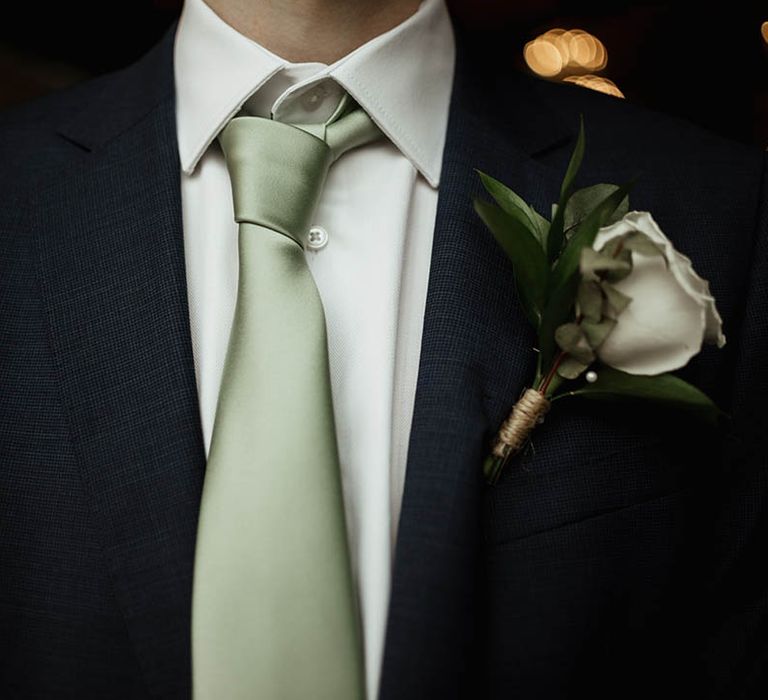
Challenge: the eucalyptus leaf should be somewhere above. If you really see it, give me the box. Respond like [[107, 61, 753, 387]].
[[474, 198, 550, 326], [552, 366, 724, 424], [565, 183, 629, 233], [476, 170, 549, 249], [581, 317, 616, 348], [555, 323, 594, 363], [580, 247, 632, 278], [556, 356, 590, 380], [555, 322, 583, 352], [547, 113, 586, 261], [577, 279, 603, 322], [601, 282, 632, 316], [597, 234, 626, 259], [602, 248, 633, 282]]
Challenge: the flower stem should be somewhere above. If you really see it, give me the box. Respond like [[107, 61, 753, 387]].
[[483, 453, 508, 485], [538, 311, 585, 397], [484, 388, 551, 485], [537, 351, 566, 396]]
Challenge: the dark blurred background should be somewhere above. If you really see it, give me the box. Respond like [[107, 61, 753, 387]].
[[1, 0, 766, 148]]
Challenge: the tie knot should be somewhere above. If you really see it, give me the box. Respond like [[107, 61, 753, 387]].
[[218, 93, 382, 246]]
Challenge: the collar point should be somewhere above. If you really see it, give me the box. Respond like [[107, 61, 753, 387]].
[[179, 149, 202, 176], [424, 171, 440, 188]]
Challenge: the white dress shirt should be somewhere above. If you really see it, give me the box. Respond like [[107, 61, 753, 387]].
[[173, 0, 455, 696]]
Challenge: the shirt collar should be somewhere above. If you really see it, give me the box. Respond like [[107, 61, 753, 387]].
[[174, 0, 455, 187]]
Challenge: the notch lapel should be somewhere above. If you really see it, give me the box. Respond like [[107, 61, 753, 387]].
[[33, 14, 576, 698], [378, 22, 576, 700], [36, 21, 204, 699]]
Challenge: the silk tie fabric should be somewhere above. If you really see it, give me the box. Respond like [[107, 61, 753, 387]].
[[191, 93, 383, 699]]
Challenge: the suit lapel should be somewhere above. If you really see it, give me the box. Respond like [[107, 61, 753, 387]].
[[378, 21, 575, 700], [35, 14, 575, 698], [37, 21, 203, 699]]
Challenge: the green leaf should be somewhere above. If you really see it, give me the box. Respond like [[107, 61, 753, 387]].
[[537, 274, 579, 374], [476, 170, 549, 249], [556, 114, 587, 216], [577, 279, 603, 322], [579, 247, 632, 278], [598, 234, 628, 258], [602, 248, 633, 282], [537, 181, 635, 371], [556, 356, 591, 380], [564, 183, 629, 233], [549, 179, 636, 292], [581, 317, 616, 348], [547, 113, 586, 261], [474, 198, 550, 326], [555, 322, 595, 363], [552, 366, 724, 424], [601, 281, 632, 316]]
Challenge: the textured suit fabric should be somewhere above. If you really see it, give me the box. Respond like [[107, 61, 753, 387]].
[[1, 12, 766, 700]]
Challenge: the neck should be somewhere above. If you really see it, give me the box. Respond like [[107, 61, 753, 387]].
[[203, 0, 423, 64]]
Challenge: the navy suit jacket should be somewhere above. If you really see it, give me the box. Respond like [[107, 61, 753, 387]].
[[1, 13, 767, 700]]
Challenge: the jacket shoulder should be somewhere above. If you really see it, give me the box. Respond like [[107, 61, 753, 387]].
[[0, 71, 124, 192], [0, 21, 177, 196], [522, 71, 763, 172]]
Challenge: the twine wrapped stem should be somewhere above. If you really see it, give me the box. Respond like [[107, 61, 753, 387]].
[[483, 388, 551, 485]]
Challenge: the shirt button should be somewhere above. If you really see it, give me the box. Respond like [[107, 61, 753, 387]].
[[300, 84, 329, 112], [307, 225, 329, 250]]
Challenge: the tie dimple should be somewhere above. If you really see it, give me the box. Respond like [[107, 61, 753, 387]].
[[218, 92, 383, 245]]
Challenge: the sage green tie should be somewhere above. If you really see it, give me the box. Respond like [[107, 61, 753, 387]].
[[191, 93, 382, 700]]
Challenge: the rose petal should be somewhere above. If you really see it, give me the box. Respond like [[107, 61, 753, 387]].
[[591, 210, 725, 375], [595, 249, 706, 374]]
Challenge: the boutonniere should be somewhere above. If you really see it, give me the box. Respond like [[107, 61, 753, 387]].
[[474, 114, 727, 485]]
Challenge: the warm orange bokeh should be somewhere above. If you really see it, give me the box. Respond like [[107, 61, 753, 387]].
[[524, 27, 621, 98]]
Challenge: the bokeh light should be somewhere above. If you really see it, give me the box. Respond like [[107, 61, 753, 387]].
[[562, 74, 625, 98], [523, 36, 563, 77], [524, 27, 619, 98]]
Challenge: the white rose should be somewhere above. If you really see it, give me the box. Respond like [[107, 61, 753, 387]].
[[591, 210, 726, 375]]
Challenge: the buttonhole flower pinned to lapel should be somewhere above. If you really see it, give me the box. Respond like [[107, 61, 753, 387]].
[[474, 114, 727, 485]]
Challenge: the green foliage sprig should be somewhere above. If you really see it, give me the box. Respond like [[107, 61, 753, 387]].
[[473, 114, 724, 485]]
